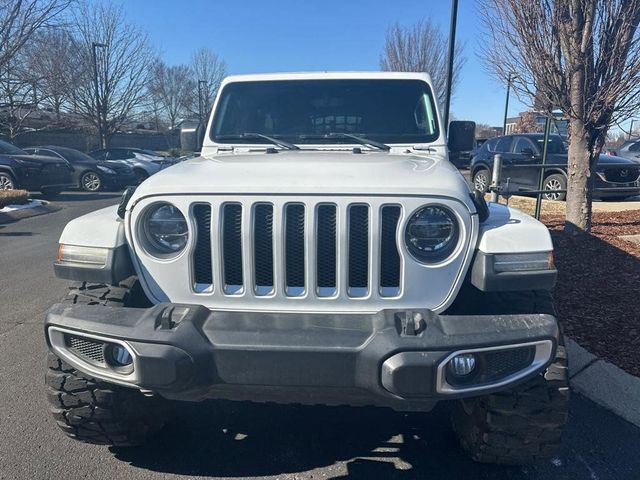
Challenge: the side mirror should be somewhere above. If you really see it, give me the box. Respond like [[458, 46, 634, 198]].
[[521, 147, 536, 157], [448, 121, 476, 153], [180, 121, 204, 152]]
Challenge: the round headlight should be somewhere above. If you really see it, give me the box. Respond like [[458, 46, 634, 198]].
[[405, 206, 459, 263], [141, 202, 188, 255]]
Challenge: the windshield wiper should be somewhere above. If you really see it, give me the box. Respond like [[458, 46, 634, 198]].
[[217, 133, 300, 150], [300, 133, 391, 151]]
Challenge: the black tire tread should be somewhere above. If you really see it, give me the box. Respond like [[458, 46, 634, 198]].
[[450, 289, 569, 465], [49, 276, 162, 445], [46, 352, 168, 446]]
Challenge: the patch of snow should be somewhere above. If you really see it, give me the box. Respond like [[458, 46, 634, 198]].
[[0, 199, 43, 213]]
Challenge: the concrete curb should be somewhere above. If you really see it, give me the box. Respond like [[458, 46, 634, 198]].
[[0, 201, 61, 224], [566, 338, 640, 427]]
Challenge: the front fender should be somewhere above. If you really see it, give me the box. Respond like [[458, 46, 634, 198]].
[[54, 205, 134, 284]]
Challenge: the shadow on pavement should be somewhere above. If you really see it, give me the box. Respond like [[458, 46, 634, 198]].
[[30, 191, 122, 203], [111, 395, 640, 479]]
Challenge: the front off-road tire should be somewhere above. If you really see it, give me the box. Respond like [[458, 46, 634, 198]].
[[46, 276, 166, 446], [449, 289, 570, 465]]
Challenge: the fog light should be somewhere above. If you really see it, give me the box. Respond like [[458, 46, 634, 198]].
[[106, 344, 133, 367], [448, 354, 476, 377]]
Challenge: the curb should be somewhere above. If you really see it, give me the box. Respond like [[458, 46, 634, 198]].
[[0, 202, 61, 224], [566, 338, 640, 427]]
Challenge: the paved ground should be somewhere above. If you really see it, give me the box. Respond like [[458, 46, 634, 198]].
[[1, 192, 640, 480]]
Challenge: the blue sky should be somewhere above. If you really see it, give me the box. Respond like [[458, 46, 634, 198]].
[[121, 0, 528, 126]]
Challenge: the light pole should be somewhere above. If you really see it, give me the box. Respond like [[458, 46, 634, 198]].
[[629, 119, 635, 140], [502, 73, 514, 135], [197, 79, 208, 126], [443, 0, 459, 133], [92, 42, 107, 148]]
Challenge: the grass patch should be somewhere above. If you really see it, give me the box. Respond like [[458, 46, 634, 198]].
[[0, 189, 29, 208]]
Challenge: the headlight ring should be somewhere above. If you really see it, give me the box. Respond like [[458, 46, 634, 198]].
[[139, 202, 189, 257], [404, 205, 460, 263]]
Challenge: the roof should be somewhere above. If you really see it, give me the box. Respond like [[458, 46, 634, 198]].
[[221, 71, 433, 85]]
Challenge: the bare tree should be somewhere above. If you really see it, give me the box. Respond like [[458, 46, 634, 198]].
[[513, 111, 543, 133], [0, 0, 73, 71], [0, 53, 37, 140], [71, 1, 154, 148], [189, 47, 227, 122], [148, 60, 193, 129], [23, 27, 78, 120], [380, 19, 466, 108], [480, 0, 640, 234]]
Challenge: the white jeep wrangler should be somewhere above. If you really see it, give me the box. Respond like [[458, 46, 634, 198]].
[[45, 72, 568, 465]]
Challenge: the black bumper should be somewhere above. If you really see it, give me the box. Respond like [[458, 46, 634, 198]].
[[45, 304, 559, 410]]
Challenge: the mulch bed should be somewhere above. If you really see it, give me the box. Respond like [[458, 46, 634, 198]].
[[543, 210, 640, 377]]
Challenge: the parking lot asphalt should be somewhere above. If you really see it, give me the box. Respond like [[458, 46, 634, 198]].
[[1, 191, 640, 480]]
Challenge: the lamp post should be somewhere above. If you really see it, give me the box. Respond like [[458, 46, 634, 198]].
[[629, 119, 635, 140], [197, 79, 208, 126], [443, 0, 459, 134], [502, 73, 514, 135], [92, 42, 108, 148]]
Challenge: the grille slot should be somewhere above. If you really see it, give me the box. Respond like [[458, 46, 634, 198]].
[[348, 205, 369, 296], [316, 204, 337, 296], [380, 205, 401, 296], [193, 204, 213, 290], [285, 204, 306, 295], [254, 203, 274, 295], [66, 335, 105, 364], [223, 203, 243, 293]]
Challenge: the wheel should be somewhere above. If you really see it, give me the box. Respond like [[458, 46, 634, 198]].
[[542, 174, 567, 201], [133, 169, 149, 184], [450, 289, 569, 465], [472, 168, 490, 193], [0, 172, 16, 190], [41, 187, 62, 198], [80, 171, 102, 192], [47, 277, 164, 446]]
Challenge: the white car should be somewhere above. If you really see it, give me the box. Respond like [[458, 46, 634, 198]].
[[44, 72, 568, 465]]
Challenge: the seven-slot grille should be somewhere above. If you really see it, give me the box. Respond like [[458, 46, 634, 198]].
[[191, 201, 402, 299]]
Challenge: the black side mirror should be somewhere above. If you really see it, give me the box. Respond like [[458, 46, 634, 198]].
[[448, 121, 476, 153], [521, 147, 536, 157], [180, 120, 204, 152]]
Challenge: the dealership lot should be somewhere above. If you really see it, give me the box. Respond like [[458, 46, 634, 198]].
[[0, 193, 639, 480]]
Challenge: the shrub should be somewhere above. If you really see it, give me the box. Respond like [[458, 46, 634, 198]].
[[0, 190, 29, 209]]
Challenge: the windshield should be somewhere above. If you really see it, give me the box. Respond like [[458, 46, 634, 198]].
[[211, 79, 440, 145], [0, 140, 27, 155], [53, 147, 97, 163]]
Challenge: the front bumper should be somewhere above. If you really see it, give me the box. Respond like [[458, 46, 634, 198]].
[[45, 304, 559, 411]]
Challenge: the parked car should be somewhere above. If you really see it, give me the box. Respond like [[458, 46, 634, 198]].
[[0, 140, 73, 196], [89, 147, 176, 182], [613, 138, 640, 162], [471, 133, 640, 200], [24, 146, 137, 192], [45, 72, 568, 466]]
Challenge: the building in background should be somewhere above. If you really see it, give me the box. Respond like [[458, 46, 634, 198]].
[[505, 111, 568, 136]]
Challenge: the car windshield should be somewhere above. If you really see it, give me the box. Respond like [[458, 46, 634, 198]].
[[533, 136, 566, 154], [0, 140, 28, 155], [138, 149, 160, 156], [53, 147, 97, 163], [210, 79, 440, 145]]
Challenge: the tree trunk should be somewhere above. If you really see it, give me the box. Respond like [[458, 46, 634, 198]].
[[564, 118, 594, 234]]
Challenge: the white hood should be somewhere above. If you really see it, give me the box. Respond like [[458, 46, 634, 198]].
[[132, 150, 475, 210]]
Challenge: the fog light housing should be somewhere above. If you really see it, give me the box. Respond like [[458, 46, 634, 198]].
[[448, 354, 476, 377], [106, 344, 133, 369]]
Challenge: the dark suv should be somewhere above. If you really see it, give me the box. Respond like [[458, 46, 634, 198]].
[[0, 140, 73, 196], [471, 134, 640, 200]]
